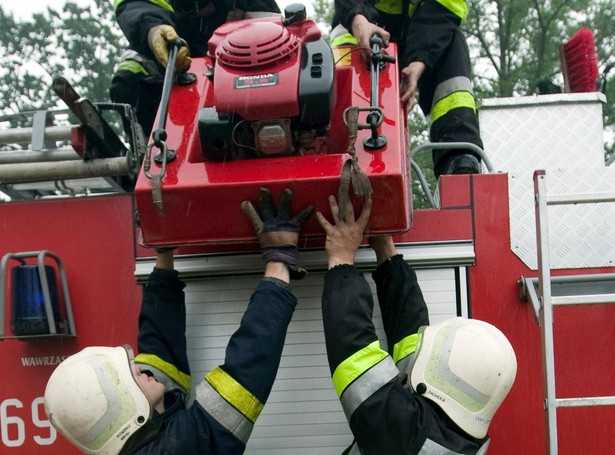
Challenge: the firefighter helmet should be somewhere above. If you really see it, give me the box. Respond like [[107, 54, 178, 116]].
[[44, 346, 152, 454], [408, 317, 517, 439]]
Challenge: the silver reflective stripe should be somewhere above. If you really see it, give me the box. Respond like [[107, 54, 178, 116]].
[[420, 437, 490, 454], [347, 441, 362, 455], [476, 439, 490, 454], [116, 49, 161, 76], [395, 353, 414, 381], [432, 76, 474, 108], [349, 437, 489, 454], [420, 438, 465, 454], [340, 356, 399, 421], [330, 23, 350, 41], [195, 380, 254, 444]]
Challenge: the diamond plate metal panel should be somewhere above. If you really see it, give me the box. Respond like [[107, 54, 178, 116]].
[[479, 93, 614, 270]]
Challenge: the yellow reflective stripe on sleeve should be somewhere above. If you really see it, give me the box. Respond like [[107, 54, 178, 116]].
[[392, 333, 418, 363], [431, 91, 476, 123], [149, 0, 174, 12], [117, 60, 149, 75], [135, 353, 191, 393], [436, 0, 468, 21], [205, 367, 264, 423], [331, 33, 358, 48], [332, 340, 389, 397], [114, 0, 174, 13], [376, 0, 467, 19], [375, 0, 403, 15]]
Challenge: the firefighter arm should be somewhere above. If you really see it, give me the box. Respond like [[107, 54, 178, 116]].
[[264, 260, 290, 283], [136, 263, 192, 395], [322, 265, 431, 453], [322, 265, 382, 375], [368, 235, 397, 266], [372, 255, 429, 362], [197, 278, 297, 446], [115, 0, 178, 61], [155, 248, 174, 270], [402, 0, 466, 70], [334, 0, 379, 32]]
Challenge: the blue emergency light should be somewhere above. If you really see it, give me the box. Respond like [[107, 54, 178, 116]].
[[11, 264, 62, 336], [0, 251, 76, 339]]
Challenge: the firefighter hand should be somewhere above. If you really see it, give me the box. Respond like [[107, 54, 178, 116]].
[[351, 14, 390, 62], [241, 188, 314, 279], [400, 61, 426, 111], [316, 196, 372, 269], [148, 24, 191, 72]]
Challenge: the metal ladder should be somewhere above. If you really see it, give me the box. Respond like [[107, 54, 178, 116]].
[[519, 170, 615, 454]]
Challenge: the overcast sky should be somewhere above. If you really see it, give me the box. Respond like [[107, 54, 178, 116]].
[[0, 0, 314, 21]]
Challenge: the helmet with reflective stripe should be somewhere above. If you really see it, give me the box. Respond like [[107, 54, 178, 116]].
[[408, 317, 517, 439], [44, 346, 152, 454]]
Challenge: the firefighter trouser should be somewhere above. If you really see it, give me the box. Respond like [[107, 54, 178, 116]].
[[109, 55, 163, 138], [331, 24, 483, 177], [415, 28, 483, 177]]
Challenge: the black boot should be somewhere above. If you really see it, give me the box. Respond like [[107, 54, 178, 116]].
[[434, 153, 480, 179]]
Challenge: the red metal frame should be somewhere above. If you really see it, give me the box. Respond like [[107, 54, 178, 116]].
[[2, 176, 614, 453]]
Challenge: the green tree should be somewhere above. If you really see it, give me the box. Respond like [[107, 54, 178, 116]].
[[312, 0, 334, 33], [465, 0, 615, 156], [0, 1, 126, 115]]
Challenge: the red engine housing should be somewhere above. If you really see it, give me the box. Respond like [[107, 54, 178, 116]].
[[208, 18, 315, 121], [134, 14, 411, 248]]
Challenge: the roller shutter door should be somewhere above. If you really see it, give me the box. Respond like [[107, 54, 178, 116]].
[[186, 270, 465, 453], [135, 243, 473, 453]]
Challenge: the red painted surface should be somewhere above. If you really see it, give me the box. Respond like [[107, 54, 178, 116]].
[[2, 174, 613, 453], [467, 174, 615, 454], [0, 195, 140, 453], [135, 18, 411, 248]]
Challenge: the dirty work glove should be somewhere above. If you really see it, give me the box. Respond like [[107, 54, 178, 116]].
[[147, 24, 191, 72], [241, 188, 314, 279]]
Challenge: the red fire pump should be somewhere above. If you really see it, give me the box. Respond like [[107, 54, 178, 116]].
[[134, 5, 411, 248]]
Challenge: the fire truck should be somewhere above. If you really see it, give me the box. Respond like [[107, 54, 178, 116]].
[[1, 6, 614, 454]]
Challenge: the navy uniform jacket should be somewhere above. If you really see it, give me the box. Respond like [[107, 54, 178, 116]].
[[331, 0, 483, 175], [131, 267, 297, 454], [322, 256, 488, 455], [110, 0, 281, 135], [114, 0, 281, 60]]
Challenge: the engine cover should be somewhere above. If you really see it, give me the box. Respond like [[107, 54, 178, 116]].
[[135, 14, 411, 248], [210, 20, 298, 121], [201, 16, 335, 161]]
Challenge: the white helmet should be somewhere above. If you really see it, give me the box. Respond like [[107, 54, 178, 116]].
[[408, 317, 517, 439], [44, 346, 152, 454]]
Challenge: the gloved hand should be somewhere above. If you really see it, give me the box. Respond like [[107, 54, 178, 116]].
[[241, 188, 314, 279], [147, 24, 191, 72]]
